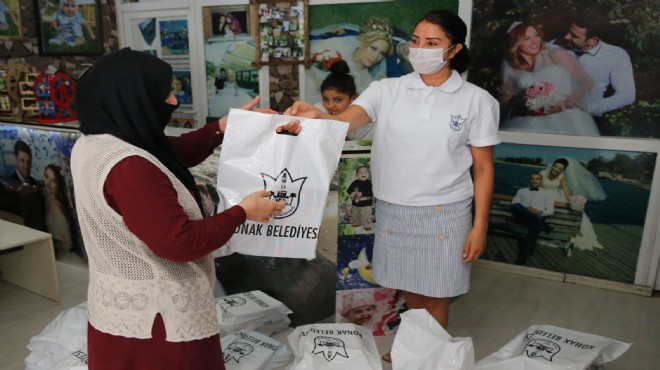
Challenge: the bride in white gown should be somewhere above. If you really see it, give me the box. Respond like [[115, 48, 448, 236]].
[[538, 158, 606, 251], [500, 22, 600, 136]]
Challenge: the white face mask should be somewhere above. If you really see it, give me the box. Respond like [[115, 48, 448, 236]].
[[408, 45, 456, 75]]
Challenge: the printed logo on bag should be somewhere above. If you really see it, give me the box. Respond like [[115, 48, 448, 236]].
[[217, 296, 247, 312], [312, 336, 349, 362], [524, 338, 561, 361], [261, 168, 307, 218], [450, 114, 466, 131], [223, 342, 254, 363]]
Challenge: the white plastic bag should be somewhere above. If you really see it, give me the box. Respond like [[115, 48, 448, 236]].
[[391, 309, 474, 370], [216, 109, 347, 259], [287, 323, 382, 369], [474, 324, 631, 370], [215, 290, 292, 324], [48, 349, 87, 369], [221, 330, 292, 370]]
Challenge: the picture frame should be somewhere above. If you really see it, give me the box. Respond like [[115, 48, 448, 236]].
[[0, 0, 23, 41], [208, 5, 249, 40], [21, 97, 38, 111], [19, 81, 33, 95], [251, 0, 309, 67], [35, 0, 103, 56]]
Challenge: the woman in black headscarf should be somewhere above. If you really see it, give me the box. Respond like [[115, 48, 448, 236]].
[[71, 48, 299, 370]]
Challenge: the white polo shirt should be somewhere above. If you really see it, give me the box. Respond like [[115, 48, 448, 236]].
[[353, 70, 500, 206]]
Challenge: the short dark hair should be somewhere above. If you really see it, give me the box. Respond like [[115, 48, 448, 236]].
[[570, 7, 607, 39], [417, 10, 471, 73], [14, 140, 31, 157]]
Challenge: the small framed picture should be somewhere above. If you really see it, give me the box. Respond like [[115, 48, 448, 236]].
[[209, 5, 249, 39], [38, 100, 57, 115], [19, 81, 34, 95], [35, 82, 50, 97], [36, 0, 103, 55], [21, 97, 38, 111]]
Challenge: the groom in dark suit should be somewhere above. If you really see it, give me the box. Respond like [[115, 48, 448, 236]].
[[12, 140, 39, 186], [510, 173, 555, 265]]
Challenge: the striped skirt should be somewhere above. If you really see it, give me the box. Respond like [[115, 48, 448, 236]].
[[372, 198, 472, 298]]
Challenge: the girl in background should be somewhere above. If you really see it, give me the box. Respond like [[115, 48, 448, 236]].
[[314, 60, 374, 141]]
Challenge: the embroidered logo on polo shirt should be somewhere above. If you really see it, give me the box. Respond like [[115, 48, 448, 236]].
[[450, 115, 466, 131]]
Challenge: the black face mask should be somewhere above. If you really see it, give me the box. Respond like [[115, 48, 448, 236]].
[[155, 99, 180, 128]]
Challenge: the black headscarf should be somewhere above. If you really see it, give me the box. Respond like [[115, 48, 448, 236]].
[[76, 48, 202, 210]]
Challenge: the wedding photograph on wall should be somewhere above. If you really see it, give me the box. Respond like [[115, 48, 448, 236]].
[[468, 0, 660, 138], [36, 0, 102, 55], [305, 0, 455, 104], [484, 142, 656, 284]]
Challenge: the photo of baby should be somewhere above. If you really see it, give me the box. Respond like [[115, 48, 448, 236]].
[[37, 0, 101, 54]]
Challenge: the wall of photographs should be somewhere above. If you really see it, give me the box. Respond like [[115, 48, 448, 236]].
[[109, 0, 660, 318], [114, 0, 660, 293], [463, 0, 660, 290]]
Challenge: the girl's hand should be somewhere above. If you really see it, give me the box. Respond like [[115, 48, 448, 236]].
[[276, 120, 302, 135], [462, 226, 487, 264], [284, 101, 323, 119]]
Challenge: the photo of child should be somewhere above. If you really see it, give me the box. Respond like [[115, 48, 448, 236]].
[[171, 74, 192, 105], [0, 0, 19, 33], [347, 165, 373, 232], [48, 0, 96, 48], [335, 288, 407, 336], [339, 291, 376, 327]]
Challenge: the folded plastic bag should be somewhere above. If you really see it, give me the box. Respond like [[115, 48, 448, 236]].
[[475, 324, 631, 370], [287, 323, 382, 369], [220, 312, 291, 337], [215, 109, 347, 259], [221, 330, 291, 370], [391, 309, 474, 370], [26, 303, 88, 370], [48, 348, 87, 369], [215, 290, 292, 324]]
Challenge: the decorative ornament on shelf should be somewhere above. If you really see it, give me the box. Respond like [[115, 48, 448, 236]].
[[34, 66, 77, 123], [0, 63, 34, 121]]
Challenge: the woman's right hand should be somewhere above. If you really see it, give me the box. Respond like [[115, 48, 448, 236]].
[[284, 101, 323, 119], [238, 190, 285, 223]]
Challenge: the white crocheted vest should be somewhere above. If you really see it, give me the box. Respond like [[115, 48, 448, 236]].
[[71, 134, 218, 342]]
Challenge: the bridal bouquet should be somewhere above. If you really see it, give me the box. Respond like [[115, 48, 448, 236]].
[[524, 81, 563, 113], [311, 49, 343, 71], [568, 194, 587, 211]]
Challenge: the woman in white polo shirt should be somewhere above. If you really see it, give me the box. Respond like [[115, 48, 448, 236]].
[[287, 9, 500, 362]]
